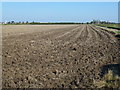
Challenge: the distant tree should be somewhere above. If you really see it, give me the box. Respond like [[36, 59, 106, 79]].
[[7, 22, 11, 24], [86, 22, 89, 24], [32, 21, 35, 24], [26, 21, 29, 24], [19, 21, 21, 24], [90, 20, 101, 24], [11, 21, 15, 24], [22, 21, 25, 24]]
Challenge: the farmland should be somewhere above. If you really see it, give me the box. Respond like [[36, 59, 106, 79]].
[[2, 25, 120, 88]]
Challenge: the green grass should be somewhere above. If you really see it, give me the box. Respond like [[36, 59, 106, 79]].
[[115, 31, 120, 34], [97, 24, 120, 30]]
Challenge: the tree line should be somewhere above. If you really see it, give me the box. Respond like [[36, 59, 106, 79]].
[[1, 20, 117, 25]]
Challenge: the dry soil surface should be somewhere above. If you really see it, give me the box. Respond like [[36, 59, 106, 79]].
[[2, 25, 120, 88]]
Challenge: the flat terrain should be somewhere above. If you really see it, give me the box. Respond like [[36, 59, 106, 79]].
[[2, 25, 120, 88], [97, 24, 120, 30]]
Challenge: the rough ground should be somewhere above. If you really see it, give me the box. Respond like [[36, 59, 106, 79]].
[[2, 25, 120, 88]]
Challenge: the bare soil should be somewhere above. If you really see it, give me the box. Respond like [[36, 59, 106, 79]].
[[2, 25, 120, 88]]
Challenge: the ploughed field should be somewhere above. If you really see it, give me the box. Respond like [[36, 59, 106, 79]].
[[2, 25, 120, 88]]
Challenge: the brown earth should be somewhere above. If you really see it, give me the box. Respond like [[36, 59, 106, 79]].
[[2, 25, 120, 88]]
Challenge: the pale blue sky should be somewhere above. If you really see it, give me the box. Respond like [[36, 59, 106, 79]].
[[2, 2, 118, 23]]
